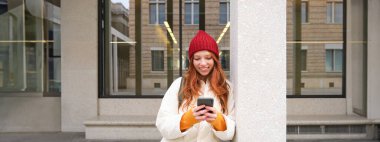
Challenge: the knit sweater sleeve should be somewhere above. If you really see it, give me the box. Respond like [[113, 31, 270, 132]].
[[212, 81, 236, 140], [156, 77, 188, 139]]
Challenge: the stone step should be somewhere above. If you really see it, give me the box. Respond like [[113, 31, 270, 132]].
[[84, 115, 161, 140], [287, 115, 372, 125], [287, 115, 378, 140]]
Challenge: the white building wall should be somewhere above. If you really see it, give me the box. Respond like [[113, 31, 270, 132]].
[[99, 99, 161, 116], [61, 0, 98, 131], [367, 0, 380, 119], [0, 97, 60, 132], [287, 99, 347, 115], [230, 0, 286, 141]]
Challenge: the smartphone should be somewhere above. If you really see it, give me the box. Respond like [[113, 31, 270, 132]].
[[197, 98, 214, 114], [197, 98, 214, 107]]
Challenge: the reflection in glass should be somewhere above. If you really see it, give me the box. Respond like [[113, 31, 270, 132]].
[[149, 0, 165, 24], [220, 50, 230, 71], [327, 2, 343, 24], [185, 0, 199, 24], [301, 1, 308, 23], [105, 0, 230, 96], [219, 0, 230, 24], [0, 0, 61, 94], [152, 50, 164, 71], [287, 0, 344, 96]]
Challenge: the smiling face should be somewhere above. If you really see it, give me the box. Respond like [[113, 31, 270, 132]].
[[192, 50, 215, 77]]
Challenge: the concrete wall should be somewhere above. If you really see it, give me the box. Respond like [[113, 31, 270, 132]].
[[0, 96, 60, 132], [287, 99, 346, 115], [367, 0, 380, 119], [231, 0, 286, 141], [61, 0, 98, 132], [99, 99, 161, 116]]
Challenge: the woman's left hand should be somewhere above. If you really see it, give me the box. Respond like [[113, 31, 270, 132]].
[[204, 106, 218, 123]]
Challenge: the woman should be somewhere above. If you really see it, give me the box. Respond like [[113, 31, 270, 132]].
[[156, 30, 235, 142]]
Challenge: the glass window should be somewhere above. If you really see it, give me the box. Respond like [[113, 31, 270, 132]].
[[301, 1, 308, 23], [287, 0, 344, 96], [103, 0, 230, 97], [0, 0, 61, 95], [149, 0, 166, 24], [327, 2, 343, 24], [183, 51, 189, 70], [334, 2, 343, 23], [325, 44, 343, 72], [151, 50, 164, 71], [219, 0, 230, 24], [325, 49, 343, 72], [185, 0, 199, 24], [220, 50, 230, 71], [301, 49, 307, 71]]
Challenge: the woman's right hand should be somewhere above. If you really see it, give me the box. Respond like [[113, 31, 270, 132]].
[[192, 105, 207, 121]]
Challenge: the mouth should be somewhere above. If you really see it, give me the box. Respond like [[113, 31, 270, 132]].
[[199, 67, 209, 71]]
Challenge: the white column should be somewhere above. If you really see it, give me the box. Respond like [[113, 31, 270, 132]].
[[61, 0, 98, 131], [367, 0, 380, 119], [230, 0, 286, 141]]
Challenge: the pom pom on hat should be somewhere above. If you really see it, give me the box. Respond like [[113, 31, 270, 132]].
[[188, 30, 219, 59]]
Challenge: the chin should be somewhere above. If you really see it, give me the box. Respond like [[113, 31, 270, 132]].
[[200, 72, 210, 76]]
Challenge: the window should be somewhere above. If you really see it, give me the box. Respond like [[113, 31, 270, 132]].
[[102, 0, 231, 97], [0, 0, 61, 95], [301, 49, 307, 71], [0, 0, 7, 15], [325, 44, 343, 72], [301, 1, 309, 23], [149, 0, 166, 24], [183, 51, 190, 70], [220, 50, 230, 71], [327, 2, 343, 24], [287, 0, 345, 96], [151, 50, 164, 71], [219, 0, 230, 24], [185, 0, 199, 24]]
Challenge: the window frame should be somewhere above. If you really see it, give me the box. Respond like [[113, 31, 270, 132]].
[[219, 0, 230, 25], [149, 0, 166, 25], [301, 1, 309, 24], [325, 49, 343, 72], [219, 49, 230, 71], [301, 46, 308, 72], [326, 1, 343, 24], [151, 48, 165, 72], [184, 0, 199, 25]]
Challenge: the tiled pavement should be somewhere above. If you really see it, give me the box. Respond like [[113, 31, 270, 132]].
[[0, 132, 157, 142], [0, 132, 379, 142]]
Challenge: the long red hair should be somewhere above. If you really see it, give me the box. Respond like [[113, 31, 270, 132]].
[[180, 52, 230, 114]]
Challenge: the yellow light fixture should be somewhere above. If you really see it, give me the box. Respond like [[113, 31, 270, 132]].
[[216, 22, 230, 44], [164, 21, 178, 44]]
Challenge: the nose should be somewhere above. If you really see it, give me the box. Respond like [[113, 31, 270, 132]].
[[199, 59, 209, 67]]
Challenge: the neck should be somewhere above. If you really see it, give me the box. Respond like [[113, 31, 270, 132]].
[[199, 76, 208, 83]]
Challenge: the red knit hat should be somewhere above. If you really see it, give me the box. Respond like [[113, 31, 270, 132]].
[[188, 30, 219, 59]]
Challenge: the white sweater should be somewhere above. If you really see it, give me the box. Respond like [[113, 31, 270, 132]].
[[156, 77, 236, 142]]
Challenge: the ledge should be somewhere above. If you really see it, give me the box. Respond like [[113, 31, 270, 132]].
[[287, 115, 372, 125], [84, 115, 156, 126]]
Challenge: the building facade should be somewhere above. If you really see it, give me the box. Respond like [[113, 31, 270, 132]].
[[1, 0, 380, 141]]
